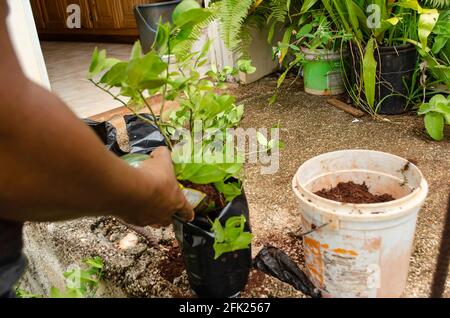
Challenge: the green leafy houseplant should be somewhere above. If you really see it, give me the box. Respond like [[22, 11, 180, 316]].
[[418, 94, 450, 140], [272, 6, 352, 95], [88, 1, 258, 260], [425, 8, 450, 90], [16, 257, 104, 299], [310, 0, 447, 114]]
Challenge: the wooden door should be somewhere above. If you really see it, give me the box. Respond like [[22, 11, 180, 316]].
[[89, 0, 122, 29], [39, 0, 66, 30], [119, 0, 157, 29], [30, 0, 45, 30]]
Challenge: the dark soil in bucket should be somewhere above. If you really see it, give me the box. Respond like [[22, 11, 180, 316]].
[[315, 181, 395, 204], [159, 241, 185, 283]]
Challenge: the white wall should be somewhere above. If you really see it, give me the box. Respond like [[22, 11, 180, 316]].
[[6, 0, 50, 89]]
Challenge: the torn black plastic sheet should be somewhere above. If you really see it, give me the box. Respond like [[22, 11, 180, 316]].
[[85, 114, 166, 157], [84, 119, 126, 156], [254, 246, 321, 298], [124, 114, 166, 154]]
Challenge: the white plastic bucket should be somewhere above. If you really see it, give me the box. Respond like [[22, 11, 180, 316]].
[[292, 150, 428, 298]]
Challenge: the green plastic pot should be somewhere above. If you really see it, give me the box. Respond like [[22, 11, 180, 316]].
[[301, 48, 345, 96]]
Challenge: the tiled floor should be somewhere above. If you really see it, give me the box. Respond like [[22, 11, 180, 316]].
[[41, 41, 133, 118], [41, 40, 212, 119]]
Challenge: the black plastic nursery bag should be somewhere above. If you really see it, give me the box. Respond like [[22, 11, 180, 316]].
[[173, 193, 252, 298], [124, 114, 166, 154]]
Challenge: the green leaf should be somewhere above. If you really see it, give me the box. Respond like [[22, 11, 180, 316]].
[[100, 62, 128, 87], [385, 17, 401, 26], [432, 36, 448, 54], [84, 257, 104, 269], [300, 0, 319, 14], [214, 180, 242, 202], [15, 289, 42, 299], [211, 219, 225, 242], [172, 0, 201, 25], [126, 52, 167, 88], [420, 94, 450, 116], [268, 21, 276, 44], [268, 91, 278, 106], [363, 39, 377, 109], [172, 0, 212, 29], [424, 112, 445, 141], [237, 59, 256, 74], [88, 48, 120, 79], [445, 114, 450, 125], [276, 54, 303, 89], [130, 41, 142, 60], [297, 23, 313, 37], [175, 162, 243, 185], [418, 102, 432, 115], [344, 0, 360, 36], [140, 78, 168, 89], [278, 27, 293, 64], [153, 21, 170, 53], [268, 139, 285, 151], [211, 216, 252, 260], [257, 132, 268, 146], [419, 12, 440, 50], [50, 287, 64, 298]]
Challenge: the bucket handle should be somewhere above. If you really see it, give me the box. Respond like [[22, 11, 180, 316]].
[[302, 222, 331, 237], [290, 221, 331, 239], [321, 213, 340, 231]]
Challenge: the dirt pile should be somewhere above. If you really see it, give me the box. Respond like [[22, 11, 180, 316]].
[[315, 181, 395, 204]]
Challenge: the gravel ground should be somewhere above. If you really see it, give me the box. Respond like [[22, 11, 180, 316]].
[[236, 76, 450, 298], [21, 75, 449, 298]]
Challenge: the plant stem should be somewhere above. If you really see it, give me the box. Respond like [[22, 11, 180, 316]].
[[160, 43, 172, 121], [139, 92, 157, 117], [139, 92, 173, 150], [90, 80, 173, 149]]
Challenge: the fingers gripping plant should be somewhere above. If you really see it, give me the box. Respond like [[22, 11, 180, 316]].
[[88, 0, 256, 259]]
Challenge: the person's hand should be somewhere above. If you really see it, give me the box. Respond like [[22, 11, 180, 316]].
[[121, 147, 194, 227]]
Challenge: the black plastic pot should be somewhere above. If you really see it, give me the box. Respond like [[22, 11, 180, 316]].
[[173, 192, 252, 298], [352, 44, 418, 114], [134, 0, 181, 54], [86, 115, 252, 297]]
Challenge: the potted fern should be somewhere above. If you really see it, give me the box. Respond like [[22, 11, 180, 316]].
[[207, 0, 282, 83], [273, 7, 352, 96], [87, 0, 257, 298], [317, 0, 444, 115]]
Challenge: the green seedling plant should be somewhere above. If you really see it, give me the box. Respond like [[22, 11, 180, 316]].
[[212, 216, 253, 260], [311, 0, 446, 114], [272, 8, 352, 98], [88, 0, 267, 259], [50, 256, 104, 298], [418, 94, 450, 140], [16, 257, 104, 299]]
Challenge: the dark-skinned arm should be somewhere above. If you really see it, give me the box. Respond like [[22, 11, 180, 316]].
[[0, 1, 193, 226]]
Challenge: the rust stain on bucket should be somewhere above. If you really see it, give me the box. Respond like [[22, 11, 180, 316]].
[[331, 248, 358, 257]]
